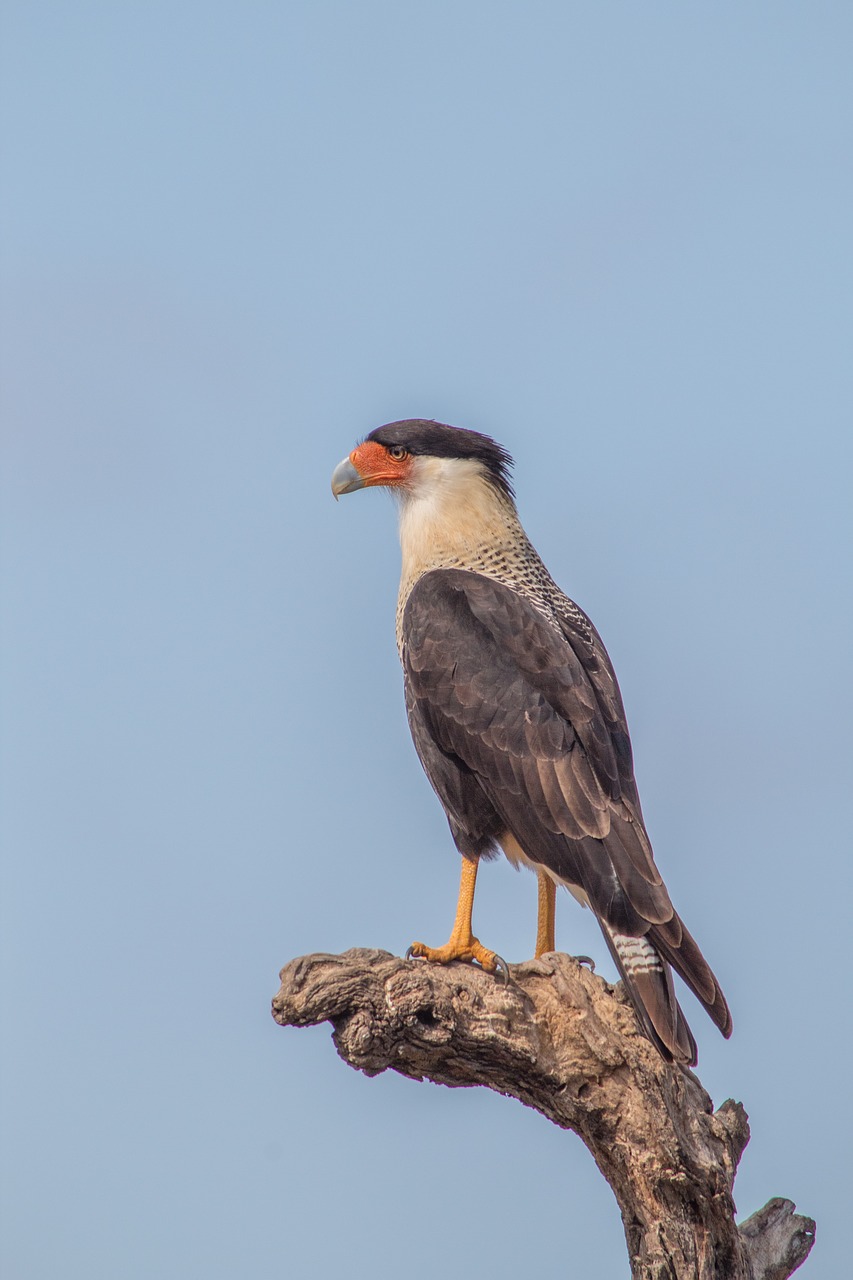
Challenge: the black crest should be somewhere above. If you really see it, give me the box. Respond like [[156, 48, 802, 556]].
[[366, 420, 515, 500]]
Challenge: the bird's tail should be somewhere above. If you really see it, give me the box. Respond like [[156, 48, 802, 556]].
[[649, 911, 733, 1040], [601, 925, 699, 1066]]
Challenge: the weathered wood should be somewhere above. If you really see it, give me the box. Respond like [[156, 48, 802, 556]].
[[272, 948, 815, 1280]]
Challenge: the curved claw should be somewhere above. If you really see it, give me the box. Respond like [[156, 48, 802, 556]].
[[576, 955, 596, 971], [404, 943, 510, 981]]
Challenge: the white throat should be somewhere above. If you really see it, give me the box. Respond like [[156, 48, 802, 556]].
[[392, 455, 560, 654], [397, 455, 519, 581]]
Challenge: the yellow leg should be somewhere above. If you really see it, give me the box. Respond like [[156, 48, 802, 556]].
[[535, 870, 556, 957], [408, 856, 501, 973]]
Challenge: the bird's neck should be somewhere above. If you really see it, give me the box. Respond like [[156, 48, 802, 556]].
[[397, 462, 525, 586], [393, 459, 549, 653]]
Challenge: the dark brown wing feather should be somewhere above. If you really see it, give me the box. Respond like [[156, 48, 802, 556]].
[[402, 568, 731, 1059]]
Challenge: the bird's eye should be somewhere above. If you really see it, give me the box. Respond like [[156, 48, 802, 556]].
[[388, 445, 408, 461]]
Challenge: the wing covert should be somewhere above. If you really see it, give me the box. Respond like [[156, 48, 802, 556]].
[[401, 569, 673, 929]]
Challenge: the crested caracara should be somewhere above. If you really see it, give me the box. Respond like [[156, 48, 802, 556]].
[[331, 419, 731, 1066]]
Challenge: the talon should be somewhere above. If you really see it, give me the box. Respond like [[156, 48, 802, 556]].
[[407, 942, 431, 962], [576, 955, 595, 970], [405, 859, 506, 978], [404, 936, 506, 977]]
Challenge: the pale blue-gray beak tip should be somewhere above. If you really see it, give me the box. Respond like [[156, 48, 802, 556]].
[[331, 456, 366, 500]]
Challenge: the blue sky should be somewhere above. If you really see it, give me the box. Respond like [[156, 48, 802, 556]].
[[1, 4, 850, 1277]]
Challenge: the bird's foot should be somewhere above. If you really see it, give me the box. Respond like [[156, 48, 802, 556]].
[[406, 936, 509, 978]]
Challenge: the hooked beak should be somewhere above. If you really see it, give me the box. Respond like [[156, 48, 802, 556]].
[[332, 439, 410, 500], [330, 455, 366, 500]]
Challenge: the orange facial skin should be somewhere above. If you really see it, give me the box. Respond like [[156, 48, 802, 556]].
[[348, 440, 414, 490]]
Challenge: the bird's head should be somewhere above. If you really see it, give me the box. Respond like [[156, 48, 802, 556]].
[[331, 420, 515, 506]]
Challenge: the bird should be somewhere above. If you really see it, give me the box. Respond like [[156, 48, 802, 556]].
[[331, 419, 731, 1065]]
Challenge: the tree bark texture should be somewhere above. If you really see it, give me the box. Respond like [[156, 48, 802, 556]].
[[272, 949, 814, 1280]]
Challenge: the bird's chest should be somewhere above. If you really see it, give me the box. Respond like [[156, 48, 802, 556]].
[[396, 559, 562, 661]]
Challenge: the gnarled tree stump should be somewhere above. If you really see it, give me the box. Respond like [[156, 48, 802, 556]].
[[272, 949, 814, 1280]]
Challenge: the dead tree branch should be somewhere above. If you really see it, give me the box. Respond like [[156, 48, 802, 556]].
[[272, 948, 814, 1280]]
